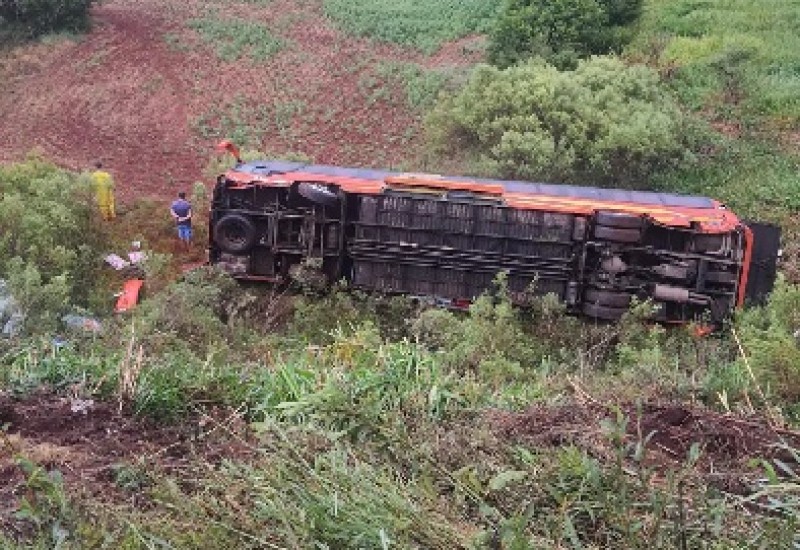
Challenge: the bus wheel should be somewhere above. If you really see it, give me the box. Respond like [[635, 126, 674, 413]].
[[595, 211, 644, 229], [582, 302, 627, 320], [593, 225, 641, 243], [584, 288, 633, 308], [214, 214, 257, 253]]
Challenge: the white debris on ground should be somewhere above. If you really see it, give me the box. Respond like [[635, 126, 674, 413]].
[[0, 279, 24, 337]]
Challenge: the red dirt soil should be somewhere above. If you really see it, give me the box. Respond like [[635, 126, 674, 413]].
[[491, 401, 800, 490], [0, 392, 255, 526], [0, 0, 482, 202]]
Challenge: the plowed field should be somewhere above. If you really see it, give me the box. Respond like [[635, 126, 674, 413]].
[[0, 0, 481, 200]]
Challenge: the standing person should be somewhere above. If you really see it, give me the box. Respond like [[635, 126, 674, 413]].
[[170, 192, 192, 251], [91, 162, 116, 220]]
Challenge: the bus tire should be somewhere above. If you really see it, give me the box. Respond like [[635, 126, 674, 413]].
[[214, 214, 257, 254], [595, 211, 644, 229], [582, 302, 627, 321], [593, 225, 641, 243], [584, 288, 633, 308]]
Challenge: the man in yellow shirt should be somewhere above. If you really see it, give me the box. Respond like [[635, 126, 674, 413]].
[[91, 162, 116, 220]]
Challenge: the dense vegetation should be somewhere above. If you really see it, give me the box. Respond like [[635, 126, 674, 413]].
[[427, 56, 687, 185], [0, 0, 95, 39], [0, 158, 111, 332], [2, 0, 800, 547], [488, 0, 644, 68]]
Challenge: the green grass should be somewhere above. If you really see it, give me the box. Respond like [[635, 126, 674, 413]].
[[322, 0, 502, 53], [373, 62, 456, 110], [188, 16, 286, 62], [2, 266, 800, 547], [631, 0, 800, 124], [193, 95, 308, 148], [652, 138, 800, 221]]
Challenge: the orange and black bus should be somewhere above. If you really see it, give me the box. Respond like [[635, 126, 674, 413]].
[[209, 141, 781, 323]]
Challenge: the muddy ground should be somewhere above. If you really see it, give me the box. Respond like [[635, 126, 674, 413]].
[[0, 392, 256, 530], [2, 391, 797, 521], [491, 401, 800, 495]]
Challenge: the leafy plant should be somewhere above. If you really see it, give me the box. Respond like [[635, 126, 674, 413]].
[[428, 56, 688, 186], [488, 0, 644, 69], [0, 0, 95, 39], [0, 157, 112, 332]]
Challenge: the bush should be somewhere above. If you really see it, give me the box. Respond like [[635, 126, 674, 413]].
[[0, 0, 95, 38], [735, 278, 800, 406], [427, 56, 687, 186], [0, 157, 111, 331], [488, 0, 644, 69], [131, 266, 246, 352]]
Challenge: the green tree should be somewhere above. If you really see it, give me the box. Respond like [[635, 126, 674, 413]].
[[488, 0, 644, 69], [0, 156, 109, 331], [427, 56, 687, 186], [0, 0, 95, 38]]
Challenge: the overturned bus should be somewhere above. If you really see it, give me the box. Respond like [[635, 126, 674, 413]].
[[208, 141, 781, 323]]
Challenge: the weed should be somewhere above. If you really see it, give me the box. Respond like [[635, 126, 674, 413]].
[[629, 0, 800, 124], [322, 0, 501, 53], [188, 17, 286, 62]]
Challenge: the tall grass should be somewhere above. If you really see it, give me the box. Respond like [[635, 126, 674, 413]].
[[631, 0, 800, 124]]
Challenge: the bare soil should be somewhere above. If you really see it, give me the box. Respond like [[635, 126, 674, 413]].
[[0, 392, 255, 525], [491, 401, 800, 492], [0, 0, 481, 201]]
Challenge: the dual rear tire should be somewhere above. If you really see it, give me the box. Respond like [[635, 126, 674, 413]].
[[582, 288, 633, 320], [593, 211, 644, 244]]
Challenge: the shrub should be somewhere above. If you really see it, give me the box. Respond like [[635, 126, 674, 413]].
[[0, 157, 111, 331], [735, 277, 800, 407], [488, 0, 644, 69], [427, 56, 687, 186], [0, 0, 95, 38], [131, 266, 246, 352]]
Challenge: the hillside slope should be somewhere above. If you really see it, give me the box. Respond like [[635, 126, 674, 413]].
[[0, 0, 479, 199]]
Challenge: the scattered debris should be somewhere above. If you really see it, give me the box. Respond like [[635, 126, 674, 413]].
[[115, 279, 144, 313], [62, 314, 103, 334], [104, 253, 130, 271], [0, 280, 24, 338]]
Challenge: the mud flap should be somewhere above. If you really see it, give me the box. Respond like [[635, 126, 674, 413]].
[[743, 221, 781, 305]]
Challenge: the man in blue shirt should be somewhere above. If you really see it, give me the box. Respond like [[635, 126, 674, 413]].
[[170, 192, 192, 251]]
